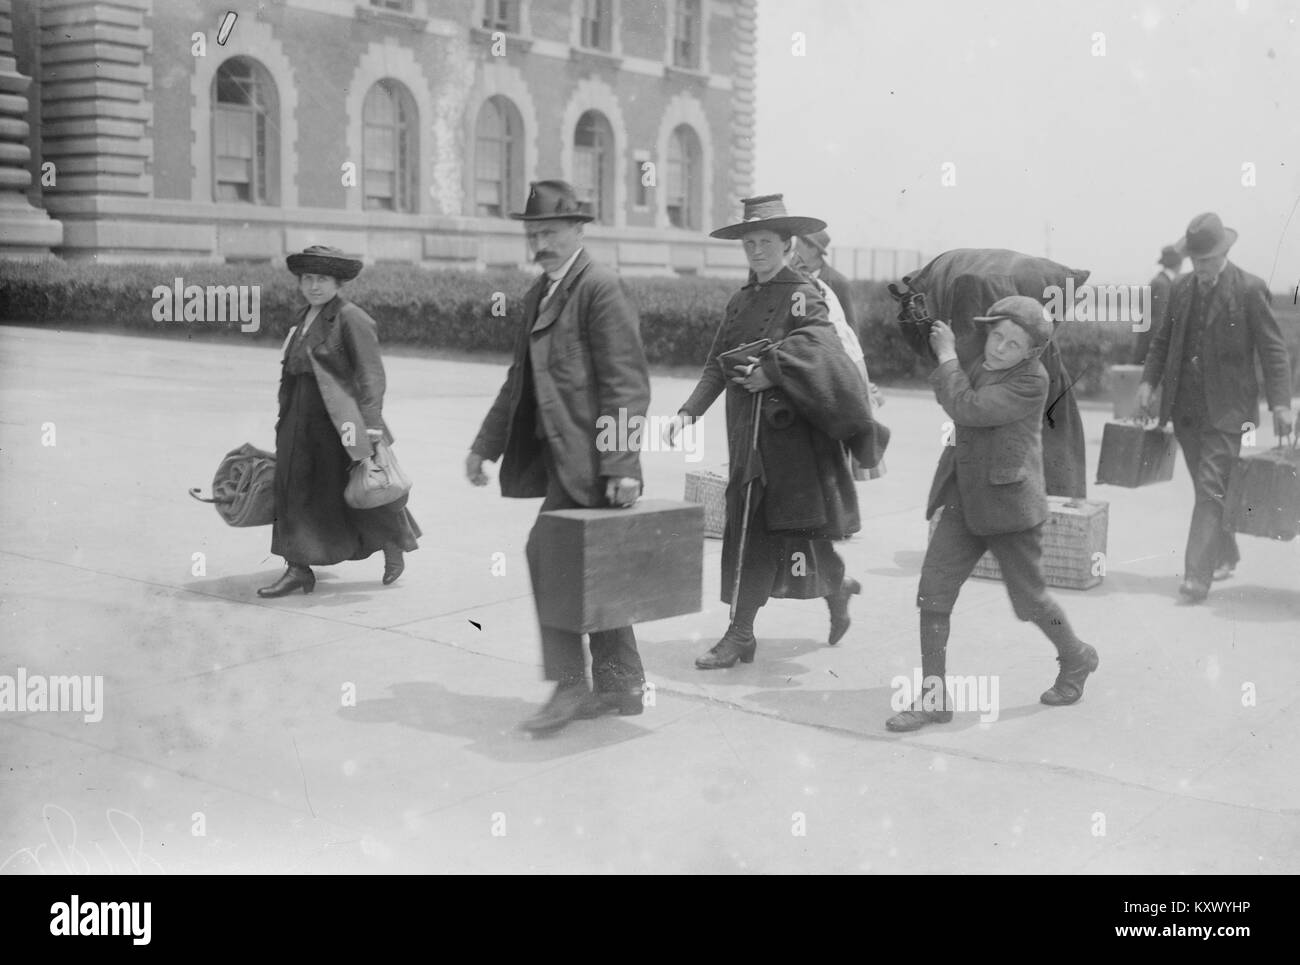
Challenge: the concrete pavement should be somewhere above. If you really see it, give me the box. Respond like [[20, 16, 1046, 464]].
[[1, 324, 1297, 874]]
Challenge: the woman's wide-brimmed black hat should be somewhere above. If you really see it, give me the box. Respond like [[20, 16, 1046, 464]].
[[710, 194, 826, 240], [510, 180, 594, 222], [286, 245, 364, 281]]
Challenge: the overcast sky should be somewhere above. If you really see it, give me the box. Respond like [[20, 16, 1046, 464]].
[[755, 0, 1300, 290]]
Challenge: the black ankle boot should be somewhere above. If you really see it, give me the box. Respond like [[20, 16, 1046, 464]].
[[1041, 642, 1099, 706], [382, 547, 405, 585], [258, 563, 315, 598], [885, 647, 953, 732], [826, 577, 861, 646], [695, 625, 757, 669]]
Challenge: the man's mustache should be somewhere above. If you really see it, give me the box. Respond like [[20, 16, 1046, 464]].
[[534, 251, 554, 262]]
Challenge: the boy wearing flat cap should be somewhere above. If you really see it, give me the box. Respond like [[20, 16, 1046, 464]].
[[887, 296, 1099, 732]]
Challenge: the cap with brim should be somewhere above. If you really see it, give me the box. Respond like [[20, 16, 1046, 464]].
[[286, 245, 363, 281], [711, 194, 826, 240], [972, 295, 1053, 347]]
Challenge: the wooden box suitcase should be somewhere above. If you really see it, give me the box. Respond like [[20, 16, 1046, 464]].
[[1223, 443, 1300, 541], [929, 496, 1109, 590], [536, 499, 704, 633], [684, 468, 728, 539], [1106, 365, 1160, 420], [1096, 422, 1178, 487]]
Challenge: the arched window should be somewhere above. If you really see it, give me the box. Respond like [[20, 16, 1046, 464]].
[[213, 57, 279, 204], [666, 124, 701, 230], [474, 96, 523, 218], [573, 110, 613, 224], [363, 80, 418, 212]]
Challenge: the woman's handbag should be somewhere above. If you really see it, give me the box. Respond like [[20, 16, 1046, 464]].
[[344, 440, 412, 509], [189, 443, 277, 527]]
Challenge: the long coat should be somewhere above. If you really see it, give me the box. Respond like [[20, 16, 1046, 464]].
[[272, 295, 418, 566], [279, 296, 394, 459], [1140, 261, 1292, 433], [471, 249, 650, 506], [905, 248, 1090, 499], [926, 356, 1050, 536], [679, 265, 874, 539], [1131, 269, 1175, 365]]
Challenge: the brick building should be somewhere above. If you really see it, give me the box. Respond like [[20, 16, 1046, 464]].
[[1, 0, 762, 275]]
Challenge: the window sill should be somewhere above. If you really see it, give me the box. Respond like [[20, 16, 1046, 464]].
[[470, 25, 534, 53], [664, 63, 709, 84], [356, 5, 429, 30], [569, 46, 623, 70]]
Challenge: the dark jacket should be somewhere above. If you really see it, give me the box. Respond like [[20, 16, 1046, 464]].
[[818, 262, 857, 335], [1141, 261, 1292, 433], [905, 248, 1090, 499], [926, 355, 1050, 536], [279, 296, 391, 461], [472, 249, 651, 507], [1131, 268, 1175, 365], [680, 265, 872, 538]]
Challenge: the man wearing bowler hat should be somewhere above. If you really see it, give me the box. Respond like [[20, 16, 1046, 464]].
[[466, 180, 651, 734], [1138, 212, 1293, 602], [1132, 242, 1185, 365]]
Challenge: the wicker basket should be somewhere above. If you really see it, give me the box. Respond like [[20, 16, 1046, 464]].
[[928, 496, 1109, 590], [684, 468, 728, 539]]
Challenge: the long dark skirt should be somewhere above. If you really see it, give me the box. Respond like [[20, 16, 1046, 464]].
[[720, 488, 844, 607], [271, 372, 420, 566]]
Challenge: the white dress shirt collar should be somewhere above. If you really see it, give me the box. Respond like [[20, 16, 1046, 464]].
[[542, 247, 583, 305]]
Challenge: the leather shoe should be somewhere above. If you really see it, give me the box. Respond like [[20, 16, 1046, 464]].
[[257, 565, 315, 598], [826, 577, 861, 646], [576, 688, 644, 719], [885, 706, 954, 732], [1178, 579, 1209, 603], [1211, 563, 1236, 582], [382, 549, 405, 585], [695, 628, 757, 669], [1040, 642, 1099, 706], [519, 680, 591, 735]]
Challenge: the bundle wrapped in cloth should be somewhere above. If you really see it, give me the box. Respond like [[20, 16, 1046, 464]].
[[893, 248, 1091, 499], [189, 443, 276, 527]]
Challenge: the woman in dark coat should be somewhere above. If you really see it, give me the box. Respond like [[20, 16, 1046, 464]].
[[258, 246, 420, 597], [666, 195, 883, 668]]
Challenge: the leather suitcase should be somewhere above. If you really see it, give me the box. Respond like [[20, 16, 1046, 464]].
[[1223, 443, 1300, 541], [535, 499, 703, 633], [929, 496, 1109, 590], [1096, 422, 1178, 487]]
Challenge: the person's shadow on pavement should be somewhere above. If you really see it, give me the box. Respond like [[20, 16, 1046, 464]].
[[341, 681, 650, 762]]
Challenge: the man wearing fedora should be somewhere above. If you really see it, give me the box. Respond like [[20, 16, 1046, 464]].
[[1138, 212, 1293, 602], [1132, 243, 1186, 365], [466, 180, 651, 735]]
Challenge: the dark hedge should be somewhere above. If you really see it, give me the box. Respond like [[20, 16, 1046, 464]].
[[4, 259, 1295, 396]]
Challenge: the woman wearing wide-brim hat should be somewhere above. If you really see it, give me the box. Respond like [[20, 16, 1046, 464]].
[[258, 245, 420, 597], [664, 195, 881, 668]]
